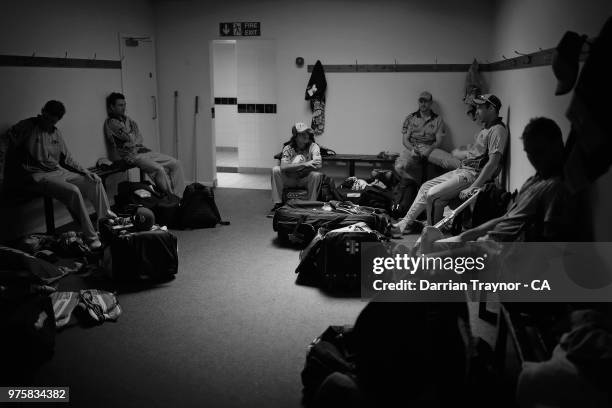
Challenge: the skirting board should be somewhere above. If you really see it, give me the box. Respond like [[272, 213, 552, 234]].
[[216, 166, 238, 173], [216, 146, 238, 152], [186, 179, 217, 188], [238, 167, 271, 175]]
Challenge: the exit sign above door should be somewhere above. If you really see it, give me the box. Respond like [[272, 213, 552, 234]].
[[219, 22, 261, 37]]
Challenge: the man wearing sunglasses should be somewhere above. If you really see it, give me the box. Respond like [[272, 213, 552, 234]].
[[394, 94, 508, 234]]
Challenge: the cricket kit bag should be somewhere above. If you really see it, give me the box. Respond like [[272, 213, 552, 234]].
[[99, 218, 178, 281], [272, 200, 391, 247], [296, 222, 387, 292]]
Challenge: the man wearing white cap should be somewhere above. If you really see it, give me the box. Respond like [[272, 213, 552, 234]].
[[269, 122, 323, 216]]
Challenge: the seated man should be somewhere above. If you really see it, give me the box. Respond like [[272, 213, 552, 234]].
[[104, 92, 185, 197], [6, 100, 114, 249], [269, 122, 323, 216], [421, 117, 572, 253], [395, 91, 460, 182], [394, 94, 508, 234]]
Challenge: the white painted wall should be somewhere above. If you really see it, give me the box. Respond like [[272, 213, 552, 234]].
[[0, 0, 155, 239], [488, 0, 612, 240], [154, 0, 497, 182]]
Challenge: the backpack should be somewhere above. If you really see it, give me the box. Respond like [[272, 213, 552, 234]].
[[179, 183, 230, 229]]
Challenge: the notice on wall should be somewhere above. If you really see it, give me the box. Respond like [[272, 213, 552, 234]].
[[219, 22, 261, 37]]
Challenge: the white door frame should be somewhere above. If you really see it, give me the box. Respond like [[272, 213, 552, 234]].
[[118, 32, 160, 150]]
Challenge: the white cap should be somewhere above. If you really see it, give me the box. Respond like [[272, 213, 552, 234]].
[[292, 122, 313, 136]]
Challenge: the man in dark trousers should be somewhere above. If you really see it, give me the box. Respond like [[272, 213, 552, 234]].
[[7, 100, 114, 249]]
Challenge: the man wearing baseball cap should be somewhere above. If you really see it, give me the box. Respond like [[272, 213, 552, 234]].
[[269, 122, 323, 216], [394, 93, 508, 234], [396, 91, 459, 182]]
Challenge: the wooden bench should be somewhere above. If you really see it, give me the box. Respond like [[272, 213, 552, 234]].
[[322, 154, 395, 177], [0, 162, 144, 235]]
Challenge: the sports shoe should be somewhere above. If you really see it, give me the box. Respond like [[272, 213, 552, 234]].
[[85, 235, 103, 250], [391, 219, 425, 237], [267, 203, 284, 218]]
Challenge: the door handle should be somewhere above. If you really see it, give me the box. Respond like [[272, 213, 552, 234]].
[[151, 95, 157, 119]]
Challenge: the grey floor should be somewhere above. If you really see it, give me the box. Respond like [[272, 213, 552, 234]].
[[217, 172, 270, 190], [30, 188, 497, 407]]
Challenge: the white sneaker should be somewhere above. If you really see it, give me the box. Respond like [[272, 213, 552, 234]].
[[392, 219, 410, 234], [87, 239, 102, 250]]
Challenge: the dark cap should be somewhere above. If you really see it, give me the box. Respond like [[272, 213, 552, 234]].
[[552, 31, 586, 95], [132, 207, 155, 231], [473, 94, 502, 111]]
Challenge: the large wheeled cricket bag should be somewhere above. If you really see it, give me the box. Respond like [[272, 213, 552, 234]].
[[272, 200, 390, 247], [296, 222, 388, 293], [99, 218, 178, 282]]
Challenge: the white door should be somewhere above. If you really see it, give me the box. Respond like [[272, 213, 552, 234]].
[[119, 35, 160, 152], [236, 40, 277, 170]]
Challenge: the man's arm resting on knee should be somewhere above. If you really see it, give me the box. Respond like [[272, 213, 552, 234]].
[[422, 120, 446, 158], [280, 160, 319, 174], [451, 144, 472, 160], [402, 132, 416, 151]]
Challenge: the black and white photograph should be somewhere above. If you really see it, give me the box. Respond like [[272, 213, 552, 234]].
[[1, 0, 611, 406]]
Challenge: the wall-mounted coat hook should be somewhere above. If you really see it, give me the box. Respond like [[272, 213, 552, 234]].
[[64, 51, 68, 59], [514, 50, 531, 63], [93, 53, 97, 60]]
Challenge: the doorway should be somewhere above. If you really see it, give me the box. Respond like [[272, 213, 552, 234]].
[[210, 39, 277, 189]]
